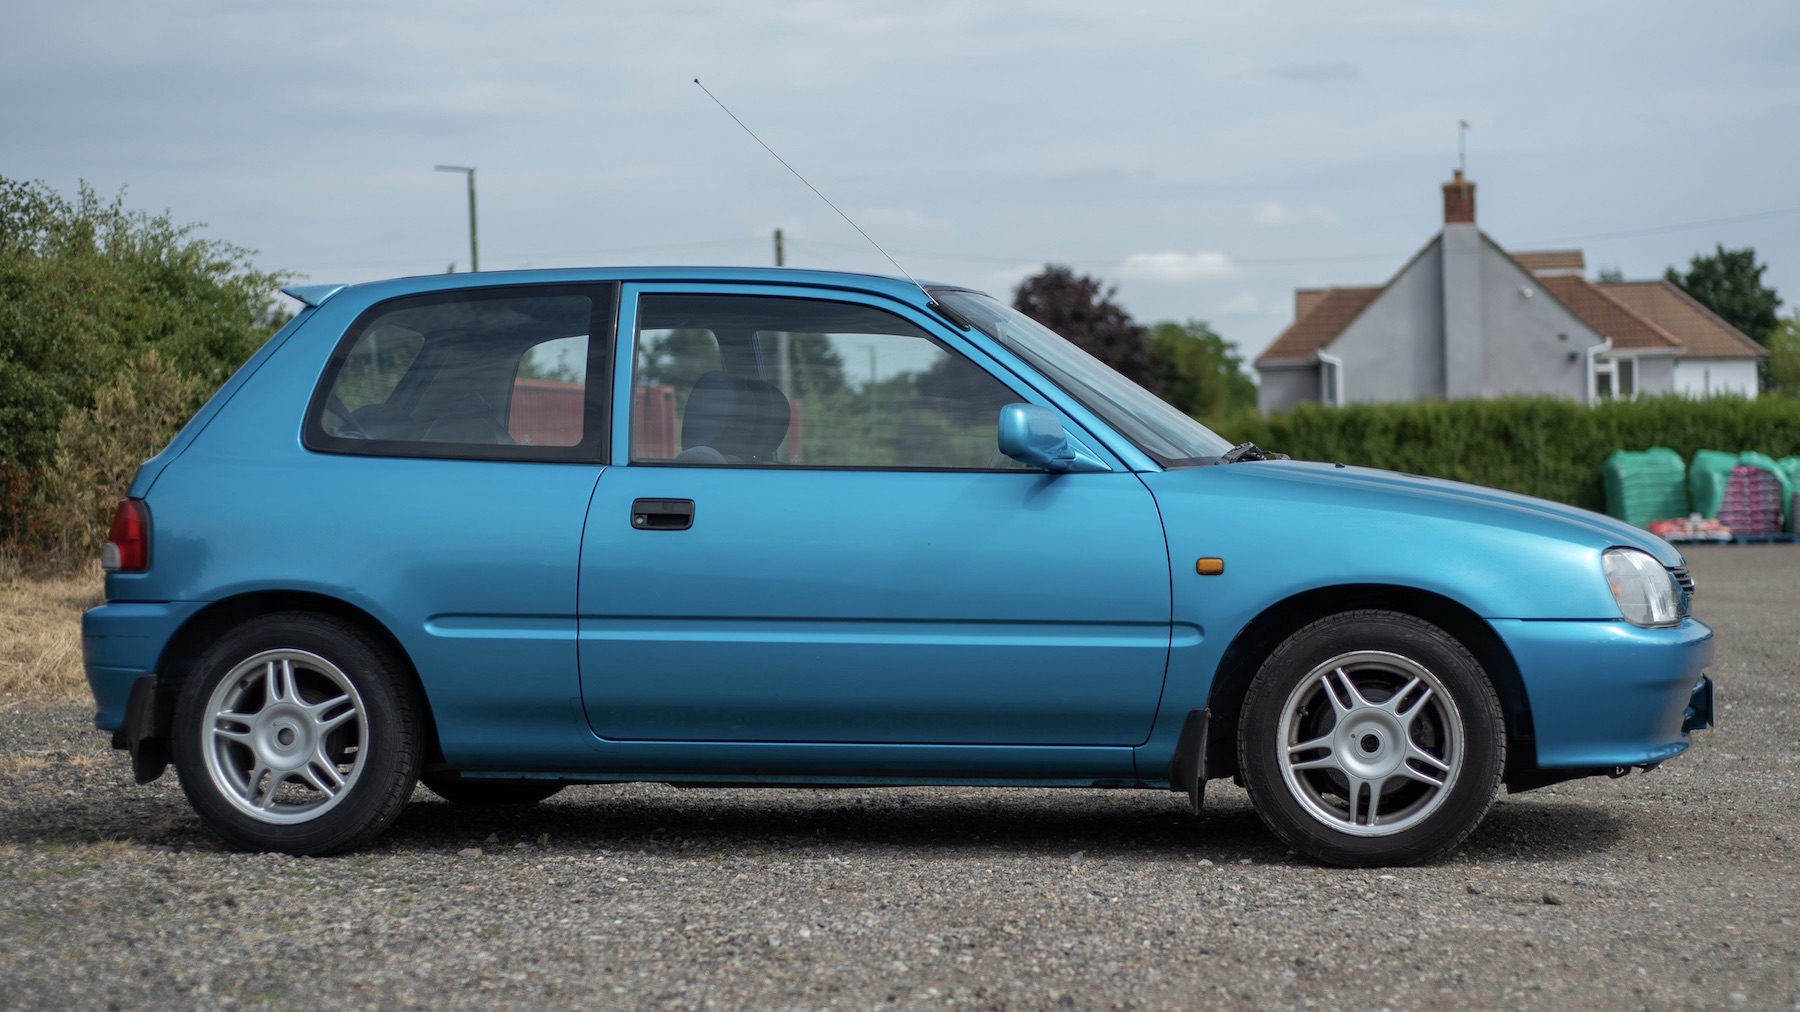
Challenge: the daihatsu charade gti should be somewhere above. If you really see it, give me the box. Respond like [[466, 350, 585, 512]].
[[82, 268, 1715, 866]]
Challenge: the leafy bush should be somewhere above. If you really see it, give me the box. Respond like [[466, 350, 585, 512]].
[[0, 175, 288, 559], [33, 350, 202, 567], [1231, 395, 1800, 512]]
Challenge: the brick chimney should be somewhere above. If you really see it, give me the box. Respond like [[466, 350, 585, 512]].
[[1440, 169, 1481, 396], [1443, 169, 1476, 224]]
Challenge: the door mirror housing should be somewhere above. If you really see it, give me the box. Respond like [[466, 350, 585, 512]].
[[997, 404, 1109, 473]]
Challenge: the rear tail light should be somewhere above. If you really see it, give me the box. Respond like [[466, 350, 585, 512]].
[[102, 498, 150, 573]]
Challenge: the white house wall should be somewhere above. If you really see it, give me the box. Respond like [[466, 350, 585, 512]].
[[1634, 356, 1676, 396], [1673, 358, 1759, 398], [1328, 240, 1447, 403], [1324, 231, 1601, 405], [1474, 234, 1600, 399], [1256, 363, 1321, 413]]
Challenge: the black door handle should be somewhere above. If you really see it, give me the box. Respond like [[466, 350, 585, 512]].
[[630, 498, 695, 531]]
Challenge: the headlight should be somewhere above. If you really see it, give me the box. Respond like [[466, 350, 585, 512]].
[[1603, 548, 1682, 627]]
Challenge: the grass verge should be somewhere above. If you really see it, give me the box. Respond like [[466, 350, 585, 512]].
[[0, 557, 102, 700]]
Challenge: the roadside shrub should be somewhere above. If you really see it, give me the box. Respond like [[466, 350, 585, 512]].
[[33, 350, 202, 569], [1242, 395, 1800, 512], [0, 175, 287, 556]]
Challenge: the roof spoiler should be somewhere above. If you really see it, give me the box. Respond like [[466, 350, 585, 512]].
[[280, 284, 347, 307]]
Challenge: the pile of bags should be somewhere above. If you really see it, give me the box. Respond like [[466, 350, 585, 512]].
[[1601, 448, 1689, 529], [1603, 447, 1800, 540]]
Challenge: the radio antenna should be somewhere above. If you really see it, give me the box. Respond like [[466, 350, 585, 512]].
[[693, 78, 943, 310]]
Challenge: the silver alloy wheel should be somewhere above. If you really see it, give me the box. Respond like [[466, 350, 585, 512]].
[[1276, 650, 1463, 837], [200, 649, 369, 824]]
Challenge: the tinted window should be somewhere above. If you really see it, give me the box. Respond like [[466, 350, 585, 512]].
[[933, 288, 1234, 466], [630, 294, 1021, 470], [307, 286, 612, 460]]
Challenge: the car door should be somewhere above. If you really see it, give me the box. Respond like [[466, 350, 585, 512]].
[[291, 283, 614, 765], [576, 284, 1173, 746]]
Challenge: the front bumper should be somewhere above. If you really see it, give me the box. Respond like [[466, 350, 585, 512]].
[[1492, 617, 1714, 769]]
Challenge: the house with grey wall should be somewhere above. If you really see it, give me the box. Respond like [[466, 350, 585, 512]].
[[1255, 172, 1768, 413]]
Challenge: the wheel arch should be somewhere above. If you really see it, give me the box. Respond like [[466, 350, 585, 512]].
[[1203, 584, 1535, 784], [150, 591, 443, 763]]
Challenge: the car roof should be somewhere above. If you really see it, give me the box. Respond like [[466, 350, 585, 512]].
[[284, 266, 967, 309]]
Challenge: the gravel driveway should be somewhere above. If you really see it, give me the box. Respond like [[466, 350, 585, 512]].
[[2, 546, 1796, 1010]]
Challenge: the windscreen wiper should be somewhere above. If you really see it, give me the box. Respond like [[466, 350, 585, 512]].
[[1217, 441, 1288, 464]]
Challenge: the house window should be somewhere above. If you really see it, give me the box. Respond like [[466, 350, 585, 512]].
[[1318, 354, 1344, 406], [1594, 357, 1635, 401]]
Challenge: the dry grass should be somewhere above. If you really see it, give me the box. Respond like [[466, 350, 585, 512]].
[[0, 556, 103, 700], [0, 756, 52, 776]]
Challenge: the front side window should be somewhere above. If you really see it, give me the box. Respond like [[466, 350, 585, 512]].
[[932, 288, 1235, 466], [630, 294, 1021, 469], [307, 286, 611, 460]]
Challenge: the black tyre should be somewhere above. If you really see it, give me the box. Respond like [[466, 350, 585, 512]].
[[420, 773, 565, 806], [1238, 610, 1504, 867], [172, 613, 423, 855]]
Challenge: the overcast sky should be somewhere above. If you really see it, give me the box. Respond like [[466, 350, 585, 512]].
[[6, 1, 1797, 362]]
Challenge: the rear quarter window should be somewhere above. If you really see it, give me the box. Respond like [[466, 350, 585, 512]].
[[304, 284, 615, 461]]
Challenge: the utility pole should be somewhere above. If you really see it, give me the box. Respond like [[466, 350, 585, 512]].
[[773, 228, 791, 400], [434, 165, 479, 272]]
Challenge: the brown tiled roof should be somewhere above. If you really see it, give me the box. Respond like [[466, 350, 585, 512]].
[[1257, 286, 1382, 364], [1512, 250, 1586, 274], [1597, 280, 1769, 360], [1295, 288, 1329, 319], [1537, 275, 1681, 352]]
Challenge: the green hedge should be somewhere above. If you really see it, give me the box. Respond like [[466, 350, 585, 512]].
[[1211, 395, 1800, 513]]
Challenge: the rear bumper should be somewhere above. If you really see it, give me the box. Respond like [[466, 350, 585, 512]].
[[82, 601, 205, 731], [1493, 617, 1714, 769]]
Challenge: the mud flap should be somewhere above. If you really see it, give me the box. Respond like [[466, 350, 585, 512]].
[[1168, 708, 1208, 815], [118, 677, 169, 784]]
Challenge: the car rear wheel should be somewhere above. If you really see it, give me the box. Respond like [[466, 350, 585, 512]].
[[1238, 610, 1504, 867], [420, 773, 566, 806], [172, 613, 422, 855]]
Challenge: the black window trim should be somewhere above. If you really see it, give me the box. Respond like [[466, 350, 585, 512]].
[[302, 282, 618, 463], [627, 290, 1039, 473]]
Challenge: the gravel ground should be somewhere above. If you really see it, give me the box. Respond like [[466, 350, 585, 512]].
[[2, 546, 1796, 1010]]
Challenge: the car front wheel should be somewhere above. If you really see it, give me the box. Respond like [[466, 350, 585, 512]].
[[172, 613, 422, 855], [1238, 611, 1504, 867]]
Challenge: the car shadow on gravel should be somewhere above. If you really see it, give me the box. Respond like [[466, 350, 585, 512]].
[[1456, 796, 1628, 862], [367, 785, 1628, 866], [8, 767, 1624, 867]]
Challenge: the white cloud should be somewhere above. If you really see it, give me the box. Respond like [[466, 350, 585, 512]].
[[1256, 200, 1342, 227], [984, 262, 1047, 296], [1256, 200, 1299, 226], [1118, 251, 1239, 284], [1220, 292, 1264, 314], [1266, 60, 1360, 82], [860, 207, 949, 231]]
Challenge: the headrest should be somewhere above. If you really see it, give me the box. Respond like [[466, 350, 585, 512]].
[[680, 371, 791, 462]]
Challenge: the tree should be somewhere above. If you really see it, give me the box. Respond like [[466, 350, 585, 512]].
[[1665, 245, 1781, 347], [0, 175, 288, 553], [1012, 265, 1162, 394], [1147, 319, 1256, 420]]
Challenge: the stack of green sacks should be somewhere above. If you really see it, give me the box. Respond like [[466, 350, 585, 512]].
[[1602, 447, 1689, 529], [1783, 458, 1800, 532], [1689, 449, 1798, 533], [1688, 449, 1739, 522]]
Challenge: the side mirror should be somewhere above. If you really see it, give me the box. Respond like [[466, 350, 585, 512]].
[[997, 404, 1108, 473]]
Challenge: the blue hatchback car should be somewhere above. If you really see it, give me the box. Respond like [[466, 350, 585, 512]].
[[82, 267, 1714, 865]]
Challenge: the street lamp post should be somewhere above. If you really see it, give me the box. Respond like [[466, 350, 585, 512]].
[[433, 165, 479, 272]]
